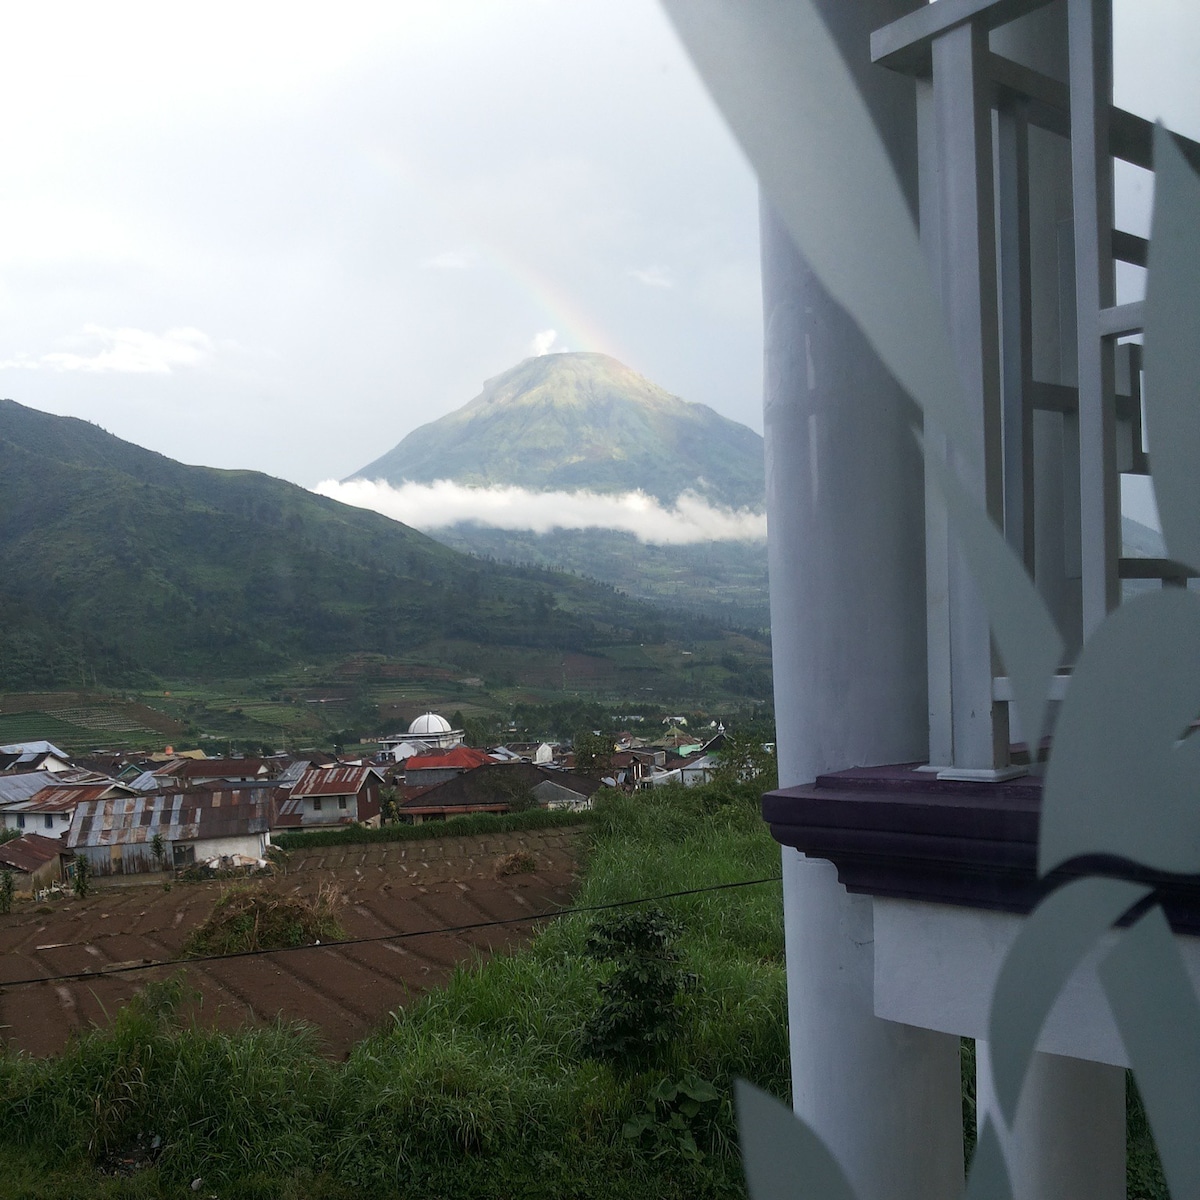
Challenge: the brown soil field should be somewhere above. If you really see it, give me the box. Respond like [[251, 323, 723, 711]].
[[0, 827, 583, 1059]]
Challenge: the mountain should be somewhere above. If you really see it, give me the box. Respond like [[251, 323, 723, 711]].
[[0, 399, 769, 694], [352, 352, 765, 511], [350, 353, 769, 628]]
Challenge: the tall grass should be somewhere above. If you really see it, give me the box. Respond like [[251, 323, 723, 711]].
[[0, 780, 787, 1199]]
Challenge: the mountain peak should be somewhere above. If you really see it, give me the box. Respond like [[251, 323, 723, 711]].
[[352, 353, 764, 510]]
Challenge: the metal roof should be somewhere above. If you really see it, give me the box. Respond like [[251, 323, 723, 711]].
[[275, 760, 310, 787], [68, 791, 271, 849], [0, 741, 69, 760], [270, 794, 305, 827], [0, 833, 65, 872], [405, 748, 495, 772], [9, 783, 117, 813], [290, 765, 380, 798], [166, 758, 272, 779]]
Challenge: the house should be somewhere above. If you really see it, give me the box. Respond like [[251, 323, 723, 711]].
[[646, 750, 720, 789], [278, 764, 383, 829], [154, 757, 276, 785], [67, 790, 272, 874], [399, 762, 599, 823], [1, 780, 138, 838], [403, 746, 496, 788], [684, 0, 1181, 1196], [500, 741, 557, 765], [0, 833, 64, 893], [612, 748, 667, 787], [0, 741, 73, 774]]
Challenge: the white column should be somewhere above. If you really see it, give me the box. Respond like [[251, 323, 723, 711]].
[[977, 1042, 1125, 1200], [763, 3, 963, 1198], [782, 854, 966, 1200]]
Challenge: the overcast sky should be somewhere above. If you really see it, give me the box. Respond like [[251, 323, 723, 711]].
[[0, 0, 1194, 507], [0, 0, 760, 489]]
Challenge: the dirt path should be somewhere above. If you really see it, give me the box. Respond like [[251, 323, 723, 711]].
[[0, 827, 584, 1059]]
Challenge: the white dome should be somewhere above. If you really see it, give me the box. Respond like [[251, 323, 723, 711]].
[[408, 712, 453, 736]]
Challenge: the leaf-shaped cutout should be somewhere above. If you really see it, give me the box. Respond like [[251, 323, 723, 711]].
[[1144, 124, 1200, 575], [661, 0, 975, 460], [922, 437, 1064, 753], [988, 877, 1150, 1124], [735, 1079, 858, 1200], [1042, 588, 1200, 876], [1099, 905, 1200, 1200], [964, 1118, 1014, 1200]]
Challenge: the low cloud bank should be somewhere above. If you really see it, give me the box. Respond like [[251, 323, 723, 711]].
[[313, 478, 766, 545]]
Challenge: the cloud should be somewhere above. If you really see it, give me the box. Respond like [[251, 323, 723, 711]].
[[528, 329, 560, 356], [629, 264, 673, 289], [0, 325, 213, 374], [313, 478, 766, 545], [422, 248, 473, 270]]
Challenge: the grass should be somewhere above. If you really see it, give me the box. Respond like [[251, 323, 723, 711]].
[[0, 778, 788, 1199]]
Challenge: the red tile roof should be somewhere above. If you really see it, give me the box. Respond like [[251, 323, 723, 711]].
[[405, 748, 495, 772]]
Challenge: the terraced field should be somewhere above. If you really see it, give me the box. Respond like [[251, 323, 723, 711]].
[[0, 827, 583, 1058]]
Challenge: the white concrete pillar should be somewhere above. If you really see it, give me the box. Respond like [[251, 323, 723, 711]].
[[976, 1042, 1126, 1200], [782, 854, 966, 1200], [763, 3, 964, 1198]]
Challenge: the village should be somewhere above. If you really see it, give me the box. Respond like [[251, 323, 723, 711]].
[[0, 716, 729, 895]]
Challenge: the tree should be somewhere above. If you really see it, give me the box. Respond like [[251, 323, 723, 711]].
[[573, 729, 613, 776], [151, 833, 167, 872], [0, 868, 13, 915], [712, 728, 778, 790]]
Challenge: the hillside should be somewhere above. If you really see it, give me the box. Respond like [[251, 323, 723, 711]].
[[431, 524, 771, 632], [0, 399, 769, 699], [352, 351, 765, 510]]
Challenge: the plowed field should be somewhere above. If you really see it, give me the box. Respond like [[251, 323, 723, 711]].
[[0, 827, 583, 1058]]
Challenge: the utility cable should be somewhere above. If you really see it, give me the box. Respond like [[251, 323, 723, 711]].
[[0, 874, 783, 990]]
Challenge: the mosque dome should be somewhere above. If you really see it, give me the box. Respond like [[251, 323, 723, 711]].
[[408, 712, 453, 736]]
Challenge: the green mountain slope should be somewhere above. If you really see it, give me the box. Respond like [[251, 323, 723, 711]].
[[0, 399, 768, 693], [429, 524, 771, 633], [352, 352, 765, 510]]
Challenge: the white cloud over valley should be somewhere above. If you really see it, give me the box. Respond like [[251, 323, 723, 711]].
[[314, 478, 767, 545]]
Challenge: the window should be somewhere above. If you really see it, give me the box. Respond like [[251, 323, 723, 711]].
[[44, 814, 53, 829], [17, 815, 25, 829], [338, 797, 347, 810], [313, 798, 322, 812]]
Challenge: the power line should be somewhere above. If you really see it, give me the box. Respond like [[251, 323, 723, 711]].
[[0, 874, 783, 990]]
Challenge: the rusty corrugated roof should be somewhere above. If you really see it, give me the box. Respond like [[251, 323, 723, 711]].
[[67, 791, 270, 849], [0, 833, 65, 872], [290, 765, 380, 798]]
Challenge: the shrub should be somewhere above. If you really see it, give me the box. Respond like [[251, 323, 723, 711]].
[[582, 906, 694, 1063], [183, 881, 346, 957], [72, 854, 90, 899]]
